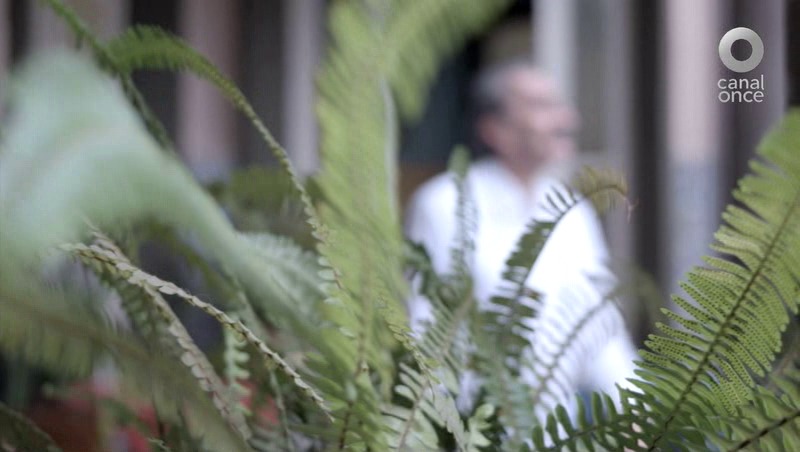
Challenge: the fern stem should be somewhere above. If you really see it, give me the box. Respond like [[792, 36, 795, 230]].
[[268, 367, 296, 452], [336, 246, 376, 450], [528, 297, 617, 409], [726, 409, 800, 452], [763, 317, 800, 392], [510, 183, 626, 306]]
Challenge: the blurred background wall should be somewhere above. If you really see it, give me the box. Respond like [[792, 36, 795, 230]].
[[1, 0, 798, 340]]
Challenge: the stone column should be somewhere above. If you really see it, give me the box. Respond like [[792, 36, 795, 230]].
[[600, 0, 635, 275], [660, 0, 724, 295], [282, 0, 324, 176], [176, 0, 240, 181], [532, 0, 577, 100], [1, 0, 9, 108], [28, 0, 128, 48]]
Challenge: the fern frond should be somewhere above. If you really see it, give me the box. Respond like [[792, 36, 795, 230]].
[[148, 439, 175, 452], [41, 0, 174, 151], [0, 283, 251, 451], [524, 289, 625, 416], [383, 0, 514, 120], [241, 233, 324, 323], [485, 167, 628, 368], [386, 292, 481, 452], [469, 169, 627, 448], [630, 110, 800, 449], [224, 315, 253, 418], [386, 153, 488, 451], [471, 325, 536, 450], [0, 401, 61, 452], [297, 1, 512, 447], [46, 2, 330, 317], [527, 390, 648, 452], [0, 50, 324, 353], [447, 146, 477, 294], [478, 282, 628, 450], [487, 285, 628, 450], [706, 367, 800, 451], [63, 234, 252, 441], [39, 2, 336, 355], [0, 50, 332, 443], [304, 1, 415, 446], [62, 238, 331, 421], [465, 403, 496, 450], [91, 21, 399, 429], [101, 25, 317, 221]]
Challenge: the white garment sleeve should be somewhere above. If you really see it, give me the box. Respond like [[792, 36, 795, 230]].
[[584, 330, 639, 396], [522, 201, 638, 403], [403, 179, 457, 332], [564, 204, 639, 396], [405, 180, 484, 413]]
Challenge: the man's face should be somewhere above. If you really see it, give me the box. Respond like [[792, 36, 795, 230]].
[[491, 68, 578, 171]]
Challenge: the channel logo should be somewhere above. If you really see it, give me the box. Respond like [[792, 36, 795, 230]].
[[717, 27, 765, 103]]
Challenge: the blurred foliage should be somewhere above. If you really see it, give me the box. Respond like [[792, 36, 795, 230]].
[[0, 1, 799, 451], [208, 167, 317, 249]]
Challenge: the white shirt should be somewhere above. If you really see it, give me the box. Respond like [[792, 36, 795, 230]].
[[404, 158, 637, 416]]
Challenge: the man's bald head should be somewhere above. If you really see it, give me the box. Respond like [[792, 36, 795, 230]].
[[473, 60, 553, 118], [472, 60, 578, 181]]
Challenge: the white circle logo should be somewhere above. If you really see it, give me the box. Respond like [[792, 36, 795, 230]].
[[718, 27, 763, 73]]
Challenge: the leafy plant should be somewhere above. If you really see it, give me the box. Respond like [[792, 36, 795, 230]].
[[0, 1, 799, 451]]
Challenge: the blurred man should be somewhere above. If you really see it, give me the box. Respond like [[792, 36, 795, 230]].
[[405, 60, 637, 415]]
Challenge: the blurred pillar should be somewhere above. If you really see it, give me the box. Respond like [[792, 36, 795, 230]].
[[282, 0, 324, 176], [532, 0, 577, 100], [27, 0, 70, 49], [600, 0, 635, 271], [660, 0, 724, 295], [790, 1, 800, 106], [18, 0, 127, 122], [1, 0, 9, 105], [177, 0, 239, 182], [722, 0, 787, 195], [534, 0, 637, 266], [27, 0, 128, 48]]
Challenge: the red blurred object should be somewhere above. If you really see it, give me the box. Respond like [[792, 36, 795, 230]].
[[25, 380, 279, 451]]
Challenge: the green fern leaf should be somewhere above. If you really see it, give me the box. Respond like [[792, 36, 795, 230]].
[[525, 111, 800, 452], [485, 167, 628, 368], [41, 0, 174, 151], [706, 367, 800, 451], [103, 25, 309, 204], [224, 314, 253, 418], [383, 149, 491, 451], [64, 234, 252, 440], [0, 49, 323, 358], [496, 289, 629, 450], [447, 146, 478, 296], [64, 238, 331, 420], [0, 284, 251, 452], [524, 293, 625, 415], [472, 169, 627, 448], [527, 390, 648, 452], [383, 0, 514, 120], [292, 0, 513, 447], [631, 110, 800, 449], [386, 293, 482, 452]]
